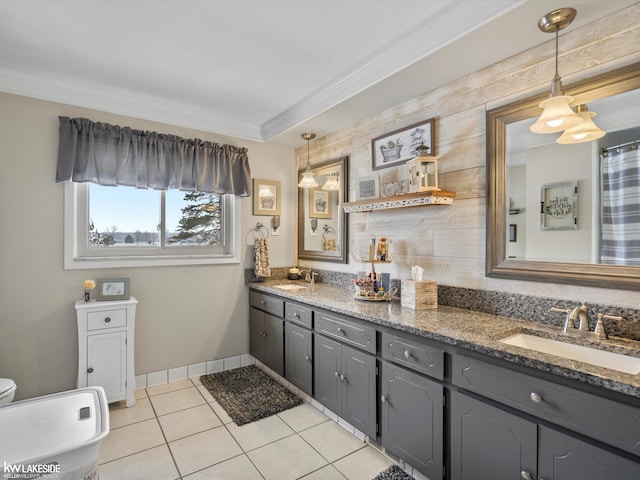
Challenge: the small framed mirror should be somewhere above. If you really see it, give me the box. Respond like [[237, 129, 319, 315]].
[[298, 156, 348, 263]]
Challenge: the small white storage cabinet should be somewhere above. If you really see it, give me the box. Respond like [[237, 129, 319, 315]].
[[75, 297, 137, 407]]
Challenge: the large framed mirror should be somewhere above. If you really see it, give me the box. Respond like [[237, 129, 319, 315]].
[[298, 156, 348, 263], [487, 63, 640, 290]]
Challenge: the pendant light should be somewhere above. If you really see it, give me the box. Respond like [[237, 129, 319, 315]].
[[298, 132, 318, 188], [530, 8, 582, 134], [557, 104, 606, 144], [322, 172, 340, 191]]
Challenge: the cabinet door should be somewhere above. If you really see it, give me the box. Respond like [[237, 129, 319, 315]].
[[341, 344, 376, 438], [285, 322, 313, 395], [263, 314, 284, 376], [538, 426, 640, 480], [314, 335, 342, 414], [87, 331, 126, 401], [450, 390, 537, 480], [381, 362, 443, 479], [249, 307, 265, 363]]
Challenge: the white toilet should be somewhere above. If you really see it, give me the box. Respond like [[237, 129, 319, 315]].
[[0, 378, 16, 406]]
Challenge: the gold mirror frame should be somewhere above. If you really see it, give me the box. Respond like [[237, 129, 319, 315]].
[[486, 63, 640, 290], [298, 156, 349, 263]]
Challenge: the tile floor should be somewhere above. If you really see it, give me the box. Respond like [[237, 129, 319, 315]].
[[98, 375, 398, 480]]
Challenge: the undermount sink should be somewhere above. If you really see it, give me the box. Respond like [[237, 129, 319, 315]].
[[273, 284, 308, 291], [500, 333, 640, 375]]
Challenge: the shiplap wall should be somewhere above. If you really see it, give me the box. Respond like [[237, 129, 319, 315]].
[[296, 4, 640, 308]]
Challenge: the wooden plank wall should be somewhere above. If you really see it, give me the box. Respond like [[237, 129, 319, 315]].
[[296, 4, 640, 307]]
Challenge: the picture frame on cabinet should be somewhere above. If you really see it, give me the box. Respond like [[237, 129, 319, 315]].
[[96, 277, 130, 301], [371, 118, 435, 170]]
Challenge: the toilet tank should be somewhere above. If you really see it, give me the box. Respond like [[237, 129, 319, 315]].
[[0, 386, 109, 479]]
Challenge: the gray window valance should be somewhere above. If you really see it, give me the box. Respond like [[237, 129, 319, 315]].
[[56, 116, 251, 196]]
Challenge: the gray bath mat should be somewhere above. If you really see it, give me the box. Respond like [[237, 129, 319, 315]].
[[200, 365, 302, 426], [373, 464, 415, 480]]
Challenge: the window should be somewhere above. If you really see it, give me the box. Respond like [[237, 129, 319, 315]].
[[64, 183, 239, 269]]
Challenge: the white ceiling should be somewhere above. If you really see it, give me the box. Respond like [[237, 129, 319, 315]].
[[0, 1, 635, 147]]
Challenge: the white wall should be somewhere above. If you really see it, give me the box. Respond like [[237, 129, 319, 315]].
[[0, 92, 295, 400]]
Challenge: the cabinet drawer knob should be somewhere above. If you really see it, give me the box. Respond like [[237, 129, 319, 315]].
[[305, 355, 311, 361], [335, 371, 339, 378], [104, 317, 111, 323], [87, 367, 94, 374], [339, 374, 345, 382], [261, 300, 266, 305], [404, 350, 411, 359], [529, 392, 543, 404], [381, 395, 387, 403], [262, 331, 267, 338], [293, 313, 300, 318], [337, 327, 345, 335], [520, 471, 534, 480]]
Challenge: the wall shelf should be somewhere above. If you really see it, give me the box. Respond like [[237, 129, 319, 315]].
[[343, 191, 455, 213]]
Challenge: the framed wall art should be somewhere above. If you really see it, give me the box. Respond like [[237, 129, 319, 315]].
[[355, 175, 379, 200], [96, 277, 130, 301], [253, 179, 281, 216], [540, 181, 578, 231], [309, 188, 332, 219], [371, 118, 435, 170]]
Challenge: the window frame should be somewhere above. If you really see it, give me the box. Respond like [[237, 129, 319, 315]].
[[64, 182, 240, 269]]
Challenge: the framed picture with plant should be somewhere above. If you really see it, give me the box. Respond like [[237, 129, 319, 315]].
[[309, 188, 332, 219], [371, 118, 435, 170]]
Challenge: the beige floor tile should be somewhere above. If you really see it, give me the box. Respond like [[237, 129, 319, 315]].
[[135, 389, 148, 400], [158, 404, 222, 442], [226, 414, 295, 451], [248, 434, 328, 480], [109, 397, 155, 429], [209, 401, 234, 424], [333, 446, 393, 480], [98, 418, 165, 464], [169, 426, 243, 477], [196, 384, 216, 402], [301, 465, 348, 480], [278, 403, 330, 432], [146, 379, 193, 397], [300, 420, 366, 463], [183, 454, 263, 480], [98, 444, 179, 480], [150, 387, 205, 416]]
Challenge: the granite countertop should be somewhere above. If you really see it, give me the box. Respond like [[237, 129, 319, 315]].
[[249, 280, 640, 399]]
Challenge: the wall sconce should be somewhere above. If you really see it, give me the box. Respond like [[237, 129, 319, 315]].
[[530, 8, 582, 134], [407, 144, 440, 193], [556, 104, 606, 144], [298, 132, 318, 188]]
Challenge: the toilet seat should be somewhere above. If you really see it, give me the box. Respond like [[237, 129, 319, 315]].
[[0, 378, 16, 400]]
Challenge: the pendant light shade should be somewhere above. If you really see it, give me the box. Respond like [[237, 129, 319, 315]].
[[556, 104, 606, 144], [298, 132, 318, 188], [322, 172, 340, 191], [530, 8, 582, 135]]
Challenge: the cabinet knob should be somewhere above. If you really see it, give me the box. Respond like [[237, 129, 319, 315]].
[[404, 350, 411, 359], [381, 395, 387, 403], [530, 392, 543, 404], [87, 367, 94, 374], [337, 327, 345, 335], [335, 371, 339, 378], [104, 317, 111, 323], [305, 355, 311, 361], [520, 471, 534, 480], [261, 300, 266, 305], [262, 331, 267, 338], [294, 313, 300, 318], [340, 374, 345, 382]]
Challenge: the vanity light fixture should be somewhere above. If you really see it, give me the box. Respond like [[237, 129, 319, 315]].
[[322, 172, 340, 191], [298, 132, 319, 188], [530, 8, 582, 134], [556, 104, 606, 144]]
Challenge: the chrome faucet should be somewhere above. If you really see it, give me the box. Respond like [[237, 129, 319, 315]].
[[550, 302, 622, 341], [569, 302, 590, 333], [298, 269, 317, 284]]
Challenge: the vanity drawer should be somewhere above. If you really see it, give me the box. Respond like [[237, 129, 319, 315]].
[[382, 332, 444, 380], [285, 302, 312, 329], [250, 291, 284, 318], [452, 354, 640, 457], [314, 310, 375, 354], [87, 308, 127, 330]]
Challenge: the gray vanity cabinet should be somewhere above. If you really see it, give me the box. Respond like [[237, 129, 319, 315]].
[[284, 322, 313, 395], [380, 361, 443, 479], [450, 390, 537, 480], [249, 291, 284, 376], [314, 334, 377, 438]]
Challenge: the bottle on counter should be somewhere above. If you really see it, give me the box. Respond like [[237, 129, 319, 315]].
[[369, 235, 376, 262]]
